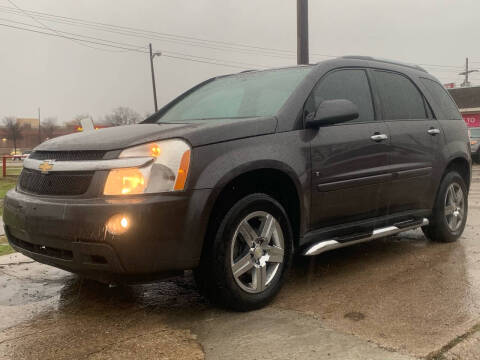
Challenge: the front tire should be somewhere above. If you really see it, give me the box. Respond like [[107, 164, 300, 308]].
[[195, 193, 293, 311], [422, 171, 468, 242]]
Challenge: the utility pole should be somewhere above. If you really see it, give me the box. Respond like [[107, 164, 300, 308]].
[[460, 57, 478, 87], [38, 107, 41, 145], [297, 0, 309, 65], [149, 43, 162, 112]]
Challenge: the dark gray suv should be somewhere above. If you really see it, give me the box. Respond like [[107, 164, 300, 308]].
[[3, 56, 471, 310]]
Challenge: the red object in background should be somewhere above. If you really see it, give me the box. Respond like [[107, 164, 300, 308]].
[[76, 125, 109, 131], [463, 114, 480, 127], [444, 83, 456, 89], [2, 155, 13, 177]]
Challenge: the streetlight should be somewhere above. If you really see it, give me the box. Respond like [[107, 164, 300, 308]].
[[149, 43, 162, 112]]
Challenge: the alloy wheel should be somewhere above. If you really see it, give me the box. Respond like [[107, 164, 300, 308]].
[[230, 211, 285, 294], [444, 182, 465, 232]]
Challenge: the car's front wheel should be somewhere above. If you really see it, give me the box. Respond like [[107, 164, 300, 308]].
[[195, 193, 293, 311]]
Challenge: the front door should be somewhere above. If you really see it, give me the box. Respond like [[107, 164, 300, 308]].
[[306, 69, 391, 230]]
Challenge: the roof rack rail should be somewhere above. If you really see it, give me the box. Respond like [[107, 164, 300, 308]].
[[341, 56, 428, 73]]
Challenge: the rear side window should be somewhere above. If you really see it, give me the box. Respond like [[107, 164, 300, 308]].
[[305, 69, 374, 123], [420, 78, 462, 120], [373, 71, 427, 120]]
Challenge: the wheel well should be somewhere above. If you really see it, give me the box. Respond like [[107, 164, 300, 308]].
[[206, 169, 301, 247], [445, 157, 471, 191]]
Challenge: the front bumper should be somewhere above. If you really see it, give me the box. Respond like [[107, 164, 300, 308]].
[[3, 188, 212, 283]]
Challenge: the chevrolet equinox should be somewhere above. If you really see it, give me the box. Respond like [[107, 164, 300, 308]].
[[4, 56, 471, 311]]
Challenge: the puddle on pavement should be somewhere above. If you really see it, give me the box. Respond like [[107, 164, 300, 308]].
[[274, 226, 480, 356], [0, 264, 206, 359], [1, 224, 480, 358]]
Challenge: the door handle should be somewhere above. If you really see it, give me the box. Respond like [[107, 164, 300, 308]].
[[370, 133, 388, 142], [427, 128, 440, 135]]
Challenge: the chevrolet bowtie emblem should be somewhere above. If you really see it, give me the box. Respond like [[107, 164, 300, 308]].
[[38, 160, 55, 174]]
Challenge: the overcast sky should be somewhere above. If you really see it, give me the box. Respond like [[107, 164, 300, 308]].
[[0, 0, 478, 123]]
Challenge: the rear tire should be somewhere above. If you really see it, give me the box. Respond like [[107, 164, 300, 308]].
[[422, 171, 468, 242], [194, 193, 293, 311]]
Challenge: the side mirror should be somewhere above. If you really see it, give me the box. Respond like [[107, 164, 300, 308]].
[[306, 99, 359, 127]]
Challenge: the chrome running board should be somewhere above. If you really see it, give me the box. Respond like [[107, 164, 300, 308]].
[[303, 218, 429, 256]]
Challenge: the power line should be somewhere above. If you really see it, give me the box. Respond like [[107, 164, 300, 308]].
[[0, 4, 471, 75], [0, 4, 468, 70], [0, 22, 269, 70], [0, 17, 269, 68], [422, 68, 466, 73], [0, 22, 148, 52], [5, 0, 132, 53], [162, 54, 257, 69], [0, 19, 466, 77], [418, 64, 463, 70], [0, 10, 294, 60], [0, 5, 298, 57], [163, 50, 268, 69], [0, 17, 148, 50], [0, 4, 338, 59]]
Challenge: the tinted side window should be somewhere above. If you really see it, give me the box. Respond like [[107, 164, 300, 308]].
[[305, 69, 374, 123], [373, 71, 427, 120], [420, 78, 462, 120]]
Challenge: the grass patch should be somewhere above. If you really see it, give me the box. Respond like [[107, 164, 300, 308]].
[[0, 176, 18, 199], [0, 165, 22, 256], [0, 165, 21, 216], [0, 236, 14, 256], [5, 165, 22, 177], [0, 244, 14, 256]]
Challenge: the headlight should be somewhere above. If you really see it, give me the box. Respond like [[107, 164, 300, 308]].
[[103, 139, 191, 195], [471, 140, 478, 145]]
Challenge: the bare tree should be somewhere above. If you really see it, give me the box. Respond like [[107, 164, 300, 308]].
[[2, 116, 23, 154], [41, 117, 58, 139], [105, 107, 141, 126]]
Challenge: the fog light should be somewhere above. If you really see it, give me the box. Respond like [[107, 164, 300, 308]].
[[106, 214, 130, 235]]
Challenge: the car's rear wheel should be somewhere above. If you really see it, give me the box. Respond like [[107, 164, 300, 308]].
[[194, 193, 293, 311], [422, 171, 468, 242]]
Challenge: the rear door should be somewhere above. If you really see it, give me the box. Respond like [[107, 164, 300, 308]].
[[371, 70, 442, 213], [307, 68, 391, 229]]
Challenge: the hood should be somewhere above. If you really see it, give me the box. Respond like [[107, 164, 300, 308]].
[[36, 117, 277, 152]]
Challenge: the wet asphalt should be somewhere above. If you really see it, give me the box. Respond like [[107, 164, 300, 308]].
[[2, 168, 480, 359]]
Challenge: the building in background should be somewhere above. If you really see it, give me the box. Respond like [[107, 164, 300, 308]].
[[0, 120, 113, 156], [16, 117, 39, 129], [448, 86, 480, 127], [0, 126, 70, 156]]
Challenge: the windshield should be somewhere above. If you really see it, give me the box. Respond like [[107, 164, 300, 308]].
[[156, 67, 312, 122]]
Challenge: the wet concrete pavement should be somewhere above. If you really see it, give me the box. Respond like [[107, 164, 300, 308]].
[[2, 169, 480, 359]]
